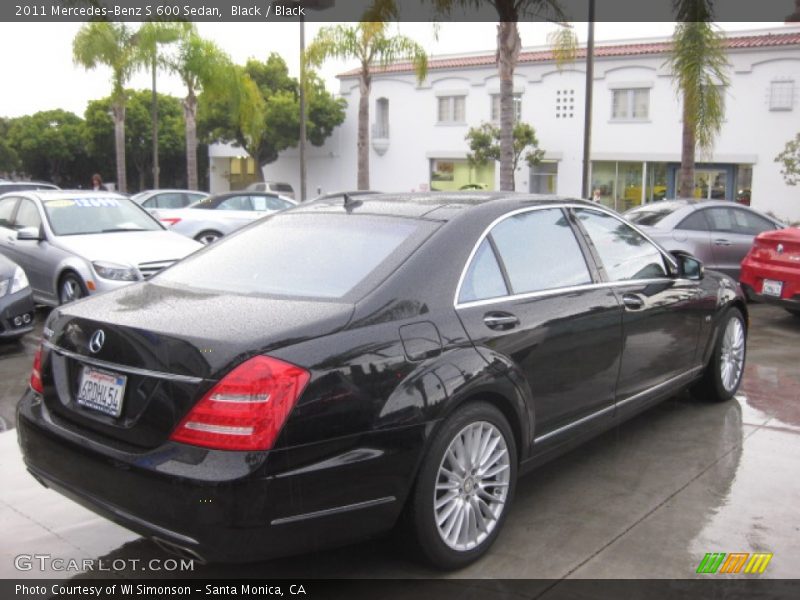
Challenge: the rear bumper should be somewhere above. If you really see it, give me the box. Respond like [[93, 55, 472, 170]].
[[0, 288, 35, 339], [740, 258, 800, 309], [16, 389, 427, 562]]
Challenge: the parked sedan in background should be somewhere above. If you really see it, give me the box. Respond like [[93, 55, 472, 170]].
[[18, 194, 747, 569], [0, 191, 201, 305], [246, 181, 295, 200], [131, 189, 208, 211], [153, 191, 296, 244], [0, 254, 34, 340], [740, 227, 800, 316], [625, 199, 783, 280]]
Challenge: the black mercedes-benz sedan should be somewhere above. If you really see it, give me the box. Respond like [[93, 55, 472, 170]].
[[17, 194, 747, 569]]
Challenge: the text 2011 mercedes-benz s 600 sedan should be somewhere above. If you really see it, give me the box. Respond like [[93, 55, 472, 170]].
[[17, 194, 747, 569]]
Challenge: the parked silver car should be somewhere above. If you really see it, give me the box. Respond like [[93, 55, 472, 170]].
[[153, 191, 296, 244], [131, 189, 209, 210], [625, 199, 783, 280], [0, 191, 202, 305], [246, 181, 295, 200]]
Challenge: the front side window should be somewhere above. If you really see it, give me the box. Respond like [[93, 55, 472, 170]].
[[14, 199, 41, 230], [575, 208, 668, 281], [437, 96, 466, 123], [612, 88, 649, 121], [0, 197, 17, 228]]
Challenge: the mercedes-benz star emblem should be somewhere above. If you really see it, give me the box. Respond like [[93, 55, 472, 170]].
[[88, 330, 105, 354]]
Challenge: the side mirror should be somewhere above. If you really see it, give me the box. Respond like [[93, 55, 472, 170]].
[[16, 227, 42, 241], [671, 250, 704, 280]]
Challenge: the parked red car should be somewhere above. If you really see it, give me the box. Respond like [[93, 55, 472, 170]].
[[740, 227, 800, 317]]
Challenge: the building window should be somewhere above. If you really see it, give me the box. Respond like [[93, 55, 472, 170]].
[[373, 97, 389, 138], [555, 89, 575, 119], [491, 94, 522, 123], [430, 159, 494, 191], [611, 88, 649, 121], [437, 95, 466, 123], [769, 80, 794, 111], [530, 161, 558, 193]]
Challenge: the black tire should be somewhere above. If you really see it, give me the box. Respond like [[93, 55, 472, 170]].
[[691, 307, 746, 403], [785, 308, 800, 318], [58, 272, 88, 305], [405, 402, 517, 570], [194, 230, 223, 245]]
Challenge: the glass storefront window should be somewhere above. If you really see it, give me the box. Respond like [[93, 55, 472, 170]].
[[736, 165, 752, 206], [618, 162, 644, 211], [590, 161, 617, 209], [644, 163, 667, 203], [530, 161, 558, 194], [430, 159, 495, 191]]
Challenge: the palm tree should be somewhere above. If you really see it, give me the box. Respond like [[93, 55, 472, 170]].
[[134, 21, 187, 189], [167, 27, 230, 190], [305, 22, 428, 190], [73, 22, 138, 193], [668, 0, 729, 198]]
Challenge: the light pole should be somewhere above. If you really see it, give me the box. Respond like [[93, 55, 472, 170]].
[[581, 0, 595, 199]]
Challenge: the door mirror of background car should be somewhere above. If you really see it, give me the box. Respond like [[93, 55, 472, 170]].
[[16, 227, 42, 241], [671, 251, 704, 280]]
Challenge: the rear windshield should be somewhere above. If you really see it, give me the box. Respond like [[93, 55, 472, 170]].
[[156, 213, 435, 299], [272, 183, 294, 193], [626, 205, 681, 226]]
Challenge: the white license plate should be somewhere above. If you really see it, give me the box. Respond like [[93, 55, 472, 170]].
[[762, 279, 783, 297], [76, 367, 127, 417]]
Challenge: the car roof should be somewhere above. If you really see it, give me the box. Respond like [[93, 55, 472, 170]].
[[14, 190, 130, 201], [292, 192, 589, 221]]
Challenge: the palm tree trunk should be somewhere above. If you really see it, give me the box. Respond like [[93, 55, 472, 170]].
[[497, 21, 520, 192], [357, 68, 371, 190], [679, 96, 696, 198], [112, 101, 127, 193], [184, 91, 198, 191]]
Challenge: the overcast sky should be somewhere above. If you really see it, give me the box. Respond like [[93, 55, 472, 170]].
[[0, 21, 785, 119]]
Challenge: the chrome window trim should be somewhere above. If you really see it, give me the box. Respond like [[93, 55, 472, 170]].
[[533, 366, 703, 444], [43, 340, 205, 384], [453, 202, 679, 309]]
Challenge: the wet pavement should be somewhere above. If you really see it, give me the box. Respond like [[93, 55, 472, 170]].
[[0, 304, 798, 580]]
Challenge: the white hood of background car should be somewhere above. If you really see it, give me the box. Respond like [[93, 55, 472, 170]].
[[54, 231, 202, 265]]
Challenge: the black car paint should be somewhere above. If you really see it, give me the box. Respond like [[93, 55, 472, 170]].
[[0, 255, 34, 340], [17, 194, 747, 562]]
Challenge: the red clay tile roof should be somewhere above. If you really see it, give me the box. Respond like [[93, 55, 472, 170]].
[[337, 31, 800, 78]]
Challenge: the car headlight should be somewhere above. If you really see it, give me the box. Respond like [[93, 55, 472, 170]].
[[92, 261, 139, 281], [9, 266, 29, 294]]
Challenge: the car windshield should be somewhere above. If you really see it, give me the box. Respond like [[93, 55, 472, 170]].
[[157, 213, 435, 299], [626, 205, 682, 226], [43, 197, 163, 235]]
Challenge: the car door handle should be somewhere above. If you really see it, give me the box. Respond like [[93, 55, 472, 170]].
[[622, 294, 645, 310], [714, 238, 732, 246], [483, 312, 520, 330]]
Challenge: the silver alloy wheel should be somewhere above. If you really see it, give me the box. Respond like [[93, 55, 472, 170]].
[[720, 316, 745, 393], [434, 421, 510, 552], [60, 278, 83, 303], [196, 232, 221, 245]]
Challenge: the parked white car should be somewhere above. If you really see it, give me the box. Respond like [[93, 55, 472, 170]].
[[153, 191, 296, 244]]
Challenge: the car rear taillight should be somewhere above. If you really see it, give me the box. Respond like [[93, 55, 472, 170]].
[[160, 218, 182, 227], [30, 345, 43, 394], [169, 356, 310, 451]]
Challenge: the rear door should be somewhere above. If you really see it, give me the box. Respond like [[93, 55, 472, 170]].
[[7, 198, 51, 294], [705, 207, 778, 279], [455, 207, 623, 439], [572, 207, 706, 401]]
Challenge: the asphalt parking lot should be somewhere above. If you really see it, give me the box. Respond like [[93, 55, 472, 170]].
[[0, 303, 798, 582]]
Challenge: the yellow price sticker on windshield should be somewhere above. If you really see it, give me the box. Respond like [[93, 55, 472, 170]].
[[45, 200, 76, 208]]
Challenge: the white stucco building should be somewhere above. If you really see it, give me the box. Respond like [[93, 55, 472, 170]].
[[209, 25, 800, 222]]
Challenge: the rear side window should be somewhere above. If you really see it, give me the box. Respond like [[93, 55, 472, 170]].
[[575, 208, 668, 281], [676, 210, 710, 231], [272, 183, 294, 193], [459, 239, 508, 303], [252, 195, 293, 211], [626, 207, 678, 227], [0, 197, 17, 228], [158, 213, 434, 299]]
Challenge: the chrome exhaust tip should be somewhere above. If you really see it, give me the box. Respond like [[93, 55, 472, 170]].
[[151, 536, 207, 565]]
